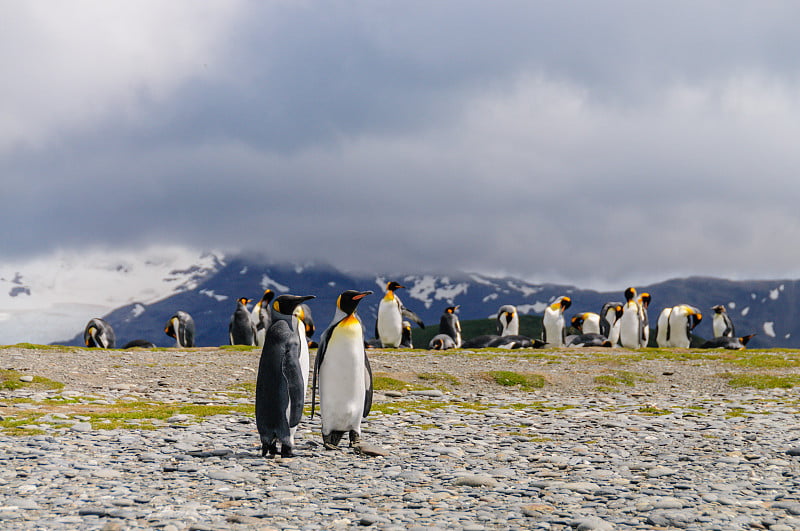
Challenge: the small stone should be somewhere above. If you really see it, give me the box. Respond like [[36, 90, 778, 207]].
[[786, 447, 800, 456], [572, 516, 615, 530], [646, 466, 678, 478], [19, 375, 34, 383], [408, 389, 444, 397], [453, 474, 498, 488], [354, 443, 390, 457], [71, 422, 93, 432]]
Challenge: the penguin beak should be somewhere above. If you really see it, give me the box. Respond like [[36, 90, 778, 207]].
[[353, 291, 373, 300]]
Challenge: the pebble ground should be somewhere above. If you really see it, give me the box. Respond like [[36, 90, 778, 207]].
[[1, 345, 800, 530]]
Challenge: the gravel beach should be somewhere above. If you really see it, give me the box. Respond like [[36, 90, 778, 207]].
[[1, 345, 800, 530]]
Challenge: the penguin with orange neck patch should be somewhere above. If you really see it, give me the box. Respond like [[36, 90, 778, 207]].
[[312, 290, 373, 451], [619, 287, 643, 349], [542, 296, 572, 347], [229, 297, 256, 346], [375, 281, 424, 347]]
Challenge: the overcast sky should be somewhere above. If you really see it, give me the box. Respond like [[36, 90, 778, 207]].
[[3, 1, 800, 289]]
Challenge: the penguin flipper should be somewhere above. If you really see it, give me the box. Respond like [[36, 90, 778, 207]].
[[283, 349, 304, 427], [401, 308, 425, 329], [311, 324, 334, 418], [363, 352, 373, 418]]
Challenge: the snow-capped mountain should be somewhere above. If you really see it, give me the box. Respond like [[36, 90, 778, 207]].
[[0, 247, 223, 345], [1, 249, 797, 349]]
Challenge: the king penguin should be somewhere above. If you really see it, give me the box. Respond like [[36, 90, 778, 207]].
[[312, 290, 373, 450], [700, 334, 755, 350], [165, 311, 195, 347], [251, 289, 275, 347], [570, 312, 601, 335], [496, 305, 519, 336], [399, 321, 414, 348], [619, 288, 643, 349], [295, 303, 316, 347], [293, 303, 313, 392], [229, 297, 256, 346], [376, 281, 424, 347], [656, 305, 702, 348], [255, 293, 315, 457], [439, 306, 462, 347], [84, 318, 116, 349], [711, 305, 735, 338], [638, 292, 652, 347], [542, 296, 571, 347], [599, 302, 623, 345], [428, 333, 457, 350]]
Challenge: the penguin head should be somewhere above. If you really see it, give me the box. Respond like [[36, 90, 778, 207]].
[[237, 297, 252, 307], [271, 295, 316, 322], [624, 287, 637, 302], [294, 303, 315, 337], [445, 306, 459, 314], [711, 305, 726, 314], [261, 289, 275, 303], [614, 304, 624, 319], [85, 325, 97, 347], [739, 333, 756, 347], [431, 337, 443, 350], [638, 293, 651, 308], [337, 290, 372, 315], [560, 297, 572, 311], [686, 307, 703, 330], [570, 314, 585, 328], [386, 281, 404, 292]]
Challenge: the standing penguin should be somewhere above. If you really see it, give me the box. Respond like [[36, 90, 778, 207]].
[[165, 311, 195, 347], [542, 296, 572, 347], [293, 303, 313, 392], [619, 288, 643, 349], [399, 321, 414, 348], [439, 306, 462, 347], [711, 305, 735, 338], [84, 318, 116, 349], [229, 297, 256, 346], [312, 290, 373, 450], [599, 302, 623, 345], [296, 303, 316, 347], [570, 312, 601, 335], [376, 281, 424, 347], [255, 294, 315, 457], [656, 305, 703, 348], [496, 305, 519, 336], [638, 293, 652, 347], [251, 289, 275, 347]]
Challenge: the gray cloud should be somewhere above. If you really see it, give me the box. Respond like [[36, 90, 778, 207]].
[[3, 2, 800, 289]]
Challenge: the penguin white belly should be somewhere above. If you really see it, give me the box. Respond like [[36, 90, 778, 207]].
[[377, 299, 402, 347], [297, 326, 310, 396], [501, 316, 519, 336], [542, 309, 563, 347], [583, 314, 601, 335], [668, 310, 691, 348], [655, 308, 671, 347], [619, 303, 641, 348], [319, 321, 366, 435]]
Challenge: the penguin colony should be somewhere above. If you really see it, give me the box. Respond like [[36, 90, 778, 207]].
[[79, 282, 755, 456]]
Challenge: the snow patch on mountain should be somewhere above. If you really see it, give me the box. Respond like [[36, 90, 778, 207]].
[[506, 281, 542, 297], [518, 302, 549, 314], [763, 322, 776, 338], [260, 275, 289, 293], [402, 276, 469, 309], [200, 289, 228, 302], [741, 307, 750, 316], [770, 288, 780, 300]]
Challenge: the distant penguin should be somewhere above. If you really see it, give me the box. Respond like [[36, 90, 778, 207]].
[[165, 311, 195, 348], [251, 289, 275, 347], [376, 281, 424, 347], [599, 302, 623, 345], [638, 292, 652, 347], [700, 334, 755, 350], [711, 305, 735, 338], [293, 303, 313, 392], [312, 290, 373, 450], [567, 333, 613, 348], [229, 297, 256, 346], [461, 335, 499, 348], [429, 333, 456, 350], [84, 318, 116, 349], [296, 303, 316, 347], [542, 296, 571, 347], [619, 288, 643, 349], [570, 312, 601, 335], [122, 339, 156, 349], [496, 305, 519, 336], [439, 306, 462, 347], [255, 294, 315, 457], [488, 335, 545, 349], [656, 305, 703, 348], [399, 321, 414, 348]]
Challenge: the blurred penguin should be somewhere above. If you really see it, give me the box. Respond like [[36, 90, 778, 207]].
[[439, 306, 462, 347], [165, 311, 195, 348], [496, 305, 519, 336], [229, 297, 256, 346], [599, 302, 623, 345], [542, 296, 572, 347], [429, 333, 457, 350], [376, 281, 424, 347], [619, 288, 643, 349], [251, 289, 275, 347], [399, 321, 414, 348], [570, 312, 601, 335], [711, 305, 735, 338], [700, 334, 755, 350], [638, 292, 652, 347], [656, 305, 703, 348], [84, 318, 116, 349]]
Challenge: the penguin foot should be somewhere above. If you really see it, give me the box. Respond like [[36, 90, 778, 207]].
[[280, 445, 294, 458], [262, 442, 278, 458], [323, 432, 344, 450], [348, 431, 361, 447]]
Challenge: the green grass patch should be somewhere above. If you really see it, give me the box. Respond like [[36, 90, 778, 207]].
[[217, 345, 260, 352], [0, 370, 64, 391], [416, 372, 460, 386], [485, 371, 546, 390], [372, 374, 432, 392], [720, 373, 800, 389], [594, 370, 654, 388], [637, 406, 672, 416], [721, 353, 800, 369]]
